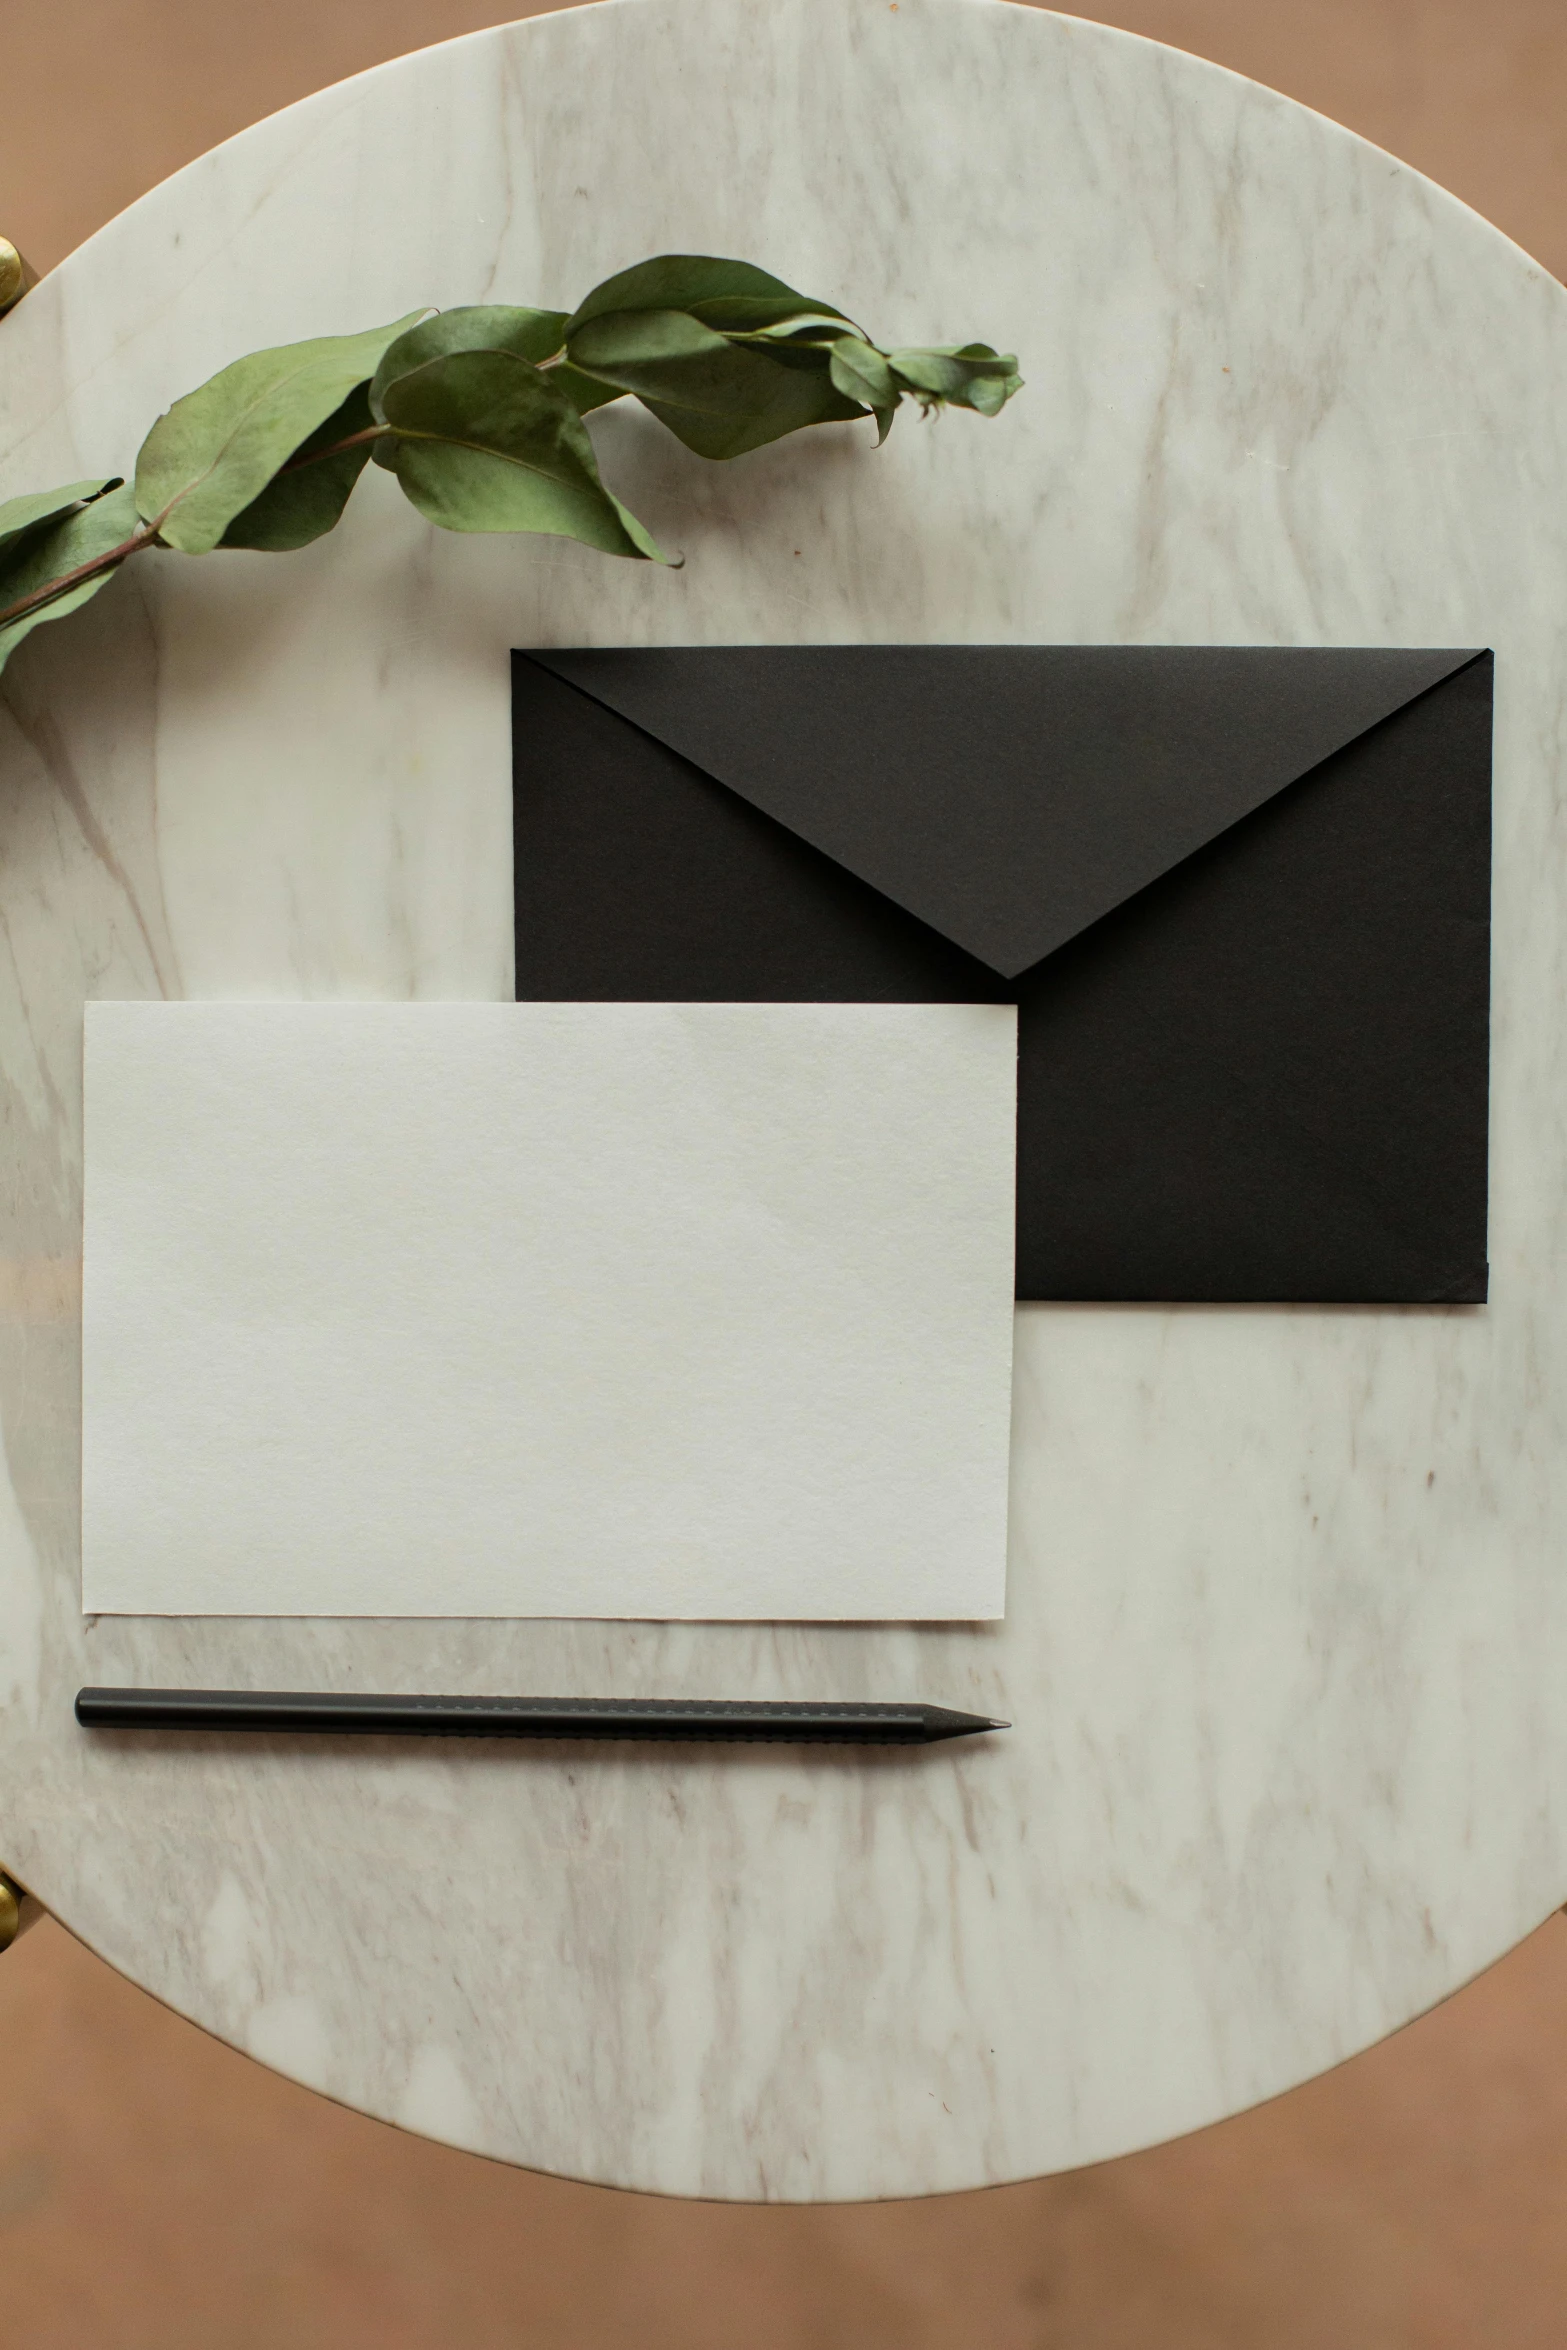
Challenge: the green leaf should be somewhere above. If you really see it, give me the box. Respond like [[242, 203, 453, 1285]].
[[369, 307, 570, 414], [0, 478, 121, 560], [0, 483, 141, 674], [549, 362, 627, 418], [564, 254, 811, 335], [219, 385, 376, 552], [738, 334, 847, 380], [687, 295, 856, 338], [887, 343, 1023, 416], [373, 349, 663, 560], [135, 312, 427, 555], [566, 309, 865, 460], [828, 337, 898, 413], [369, 306, 625, 422]]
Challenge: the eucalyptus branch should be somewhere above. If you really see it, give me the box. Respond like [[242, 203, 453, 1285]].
[[0, 254, 1021, 674]]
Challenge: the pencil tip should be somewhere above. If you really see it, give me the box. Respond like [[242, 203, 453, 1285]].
[[923, 1705, 1010, 1739]]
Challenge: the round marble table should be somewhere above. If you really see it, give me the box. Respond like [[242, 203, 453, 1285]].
[[3, 0, 1566, 2201]]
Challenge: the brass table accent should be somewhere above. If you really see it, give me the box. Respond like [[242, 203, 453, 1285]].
[[0, 238, 37, 315], [0, 1869, 40, 1951]]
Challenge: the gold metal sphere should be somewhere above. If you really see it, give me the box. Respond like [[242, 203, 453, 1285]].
[[0, 1873, 21, 1951], [0, 240, 36, 316]]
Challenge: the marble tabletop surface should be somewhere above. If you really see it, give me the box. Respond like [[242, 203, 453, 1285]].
[[3, 0, 1567, 2201]]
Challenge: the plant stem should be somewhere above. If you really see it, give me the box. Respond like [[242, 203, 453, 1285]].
[[0, 521, 163, 636], [0, 427, 395, 636], [276, 423, 391, 476]]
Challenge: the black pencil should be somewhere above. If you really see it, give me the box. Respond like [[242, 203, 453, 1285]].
[[74, 1688, 1008, 1744]]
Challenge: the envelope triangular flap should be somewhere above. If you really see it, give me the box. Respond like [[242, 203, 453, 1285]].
[[522, 646, 1481, 979]]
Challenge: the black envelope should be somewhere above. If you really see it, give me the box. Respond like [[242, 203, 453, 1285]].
[[512, 646, 1492, 1304]]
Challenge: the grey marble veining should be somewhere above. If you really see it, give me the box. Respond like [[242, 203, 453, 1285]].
[[3, 0, 1567, 2198]]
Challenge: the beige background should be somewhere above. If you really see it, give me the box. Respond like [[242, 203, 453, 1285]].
[[5, 0, 1567, 2338]]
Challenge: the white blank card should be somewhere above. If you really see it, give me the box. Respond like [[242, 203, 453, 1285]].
[[82, 1001, 1017, 1618]]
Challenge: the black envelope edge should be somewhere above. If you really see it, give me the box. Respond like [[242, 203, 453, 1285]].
[[522, 644, 1481, 978], [512, 648, 1492, 1307]]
